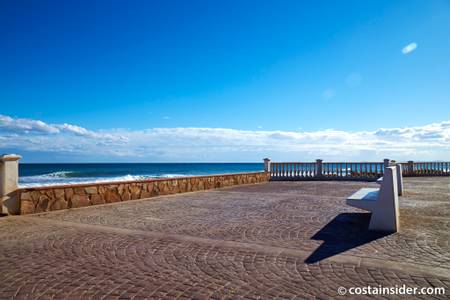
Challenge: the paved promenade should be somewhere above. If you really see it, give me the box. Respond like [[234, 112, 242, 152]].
[[1, 177, 449, 299]]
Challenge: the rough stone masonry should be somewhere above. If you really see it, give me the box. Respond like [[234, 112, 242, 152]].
[[18, 172, 269, 214]]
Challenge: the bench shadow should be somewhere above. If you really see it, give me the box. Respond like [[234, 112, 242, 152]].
[[304, 213, 392, 264]]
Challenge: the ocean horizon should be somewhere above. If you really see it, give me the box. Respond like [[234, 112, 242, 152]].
[[18, 163, 264, 187]]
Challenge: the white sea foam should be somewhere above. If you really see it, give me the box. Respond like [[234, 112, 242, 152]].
[[158, 174, 187, 178], [19, 173, 189, 187]]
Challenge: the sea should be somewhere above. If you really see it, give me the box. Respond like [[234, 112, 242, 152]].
[[19, 163, 264, 187]]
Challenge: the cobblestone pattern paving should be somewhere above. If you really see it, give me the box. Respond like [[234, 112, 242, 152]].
[[37, 179, 450, 268], [0, 178, 449, 299]]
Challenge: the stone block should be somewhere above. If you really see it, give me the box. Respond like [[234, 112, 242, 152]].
[[130, 185, 141, 200], [49, 199, 68, 211], [74, 187, 86, 195], [117, 184, 125, 194], [147, 182, 154, 192], [121, 191, 131, 201], [38, 194, 50, 212], [104, 188, 121, 203], [65, 188, 74, 200], [54, 189, 65, 200], [71, 194, 91, 208], [20, 191, 32, 201], [85, 186, 98, 194], [90, 194, 105, 205], [20, 200, 35, 215]]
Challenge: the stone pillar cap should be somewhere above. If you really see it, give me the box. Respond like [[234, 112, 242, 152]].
[[0, 154, 22, 162], [263, 158, 271, 161]]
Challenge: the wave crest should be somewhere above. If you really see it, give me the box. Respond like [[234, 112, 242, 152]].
[[43, 171, 75, 178], [19, 173, 188, 187]]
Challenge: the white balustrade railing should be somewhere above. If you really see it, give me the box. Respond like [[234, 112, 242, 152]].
[[322, 162, 384, 179], [266, 159, 450, 181], [400, 161, 450, 176], [270, 162, 317, 179]]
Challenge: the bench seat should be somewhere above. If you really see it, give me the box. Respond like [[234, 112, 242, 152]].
[[346, 188, 379, 211]]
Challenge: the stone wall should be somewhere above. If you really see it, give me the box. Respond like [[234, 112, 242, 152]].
[[18, 172, 269, 215]]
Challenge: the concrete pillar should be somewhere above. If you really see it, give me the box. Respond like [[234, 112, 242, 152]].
[[316, 159, 323, 178], [263, 158, 271, 172], [0, 154, 21, 215], [396, 164, 403, 196]]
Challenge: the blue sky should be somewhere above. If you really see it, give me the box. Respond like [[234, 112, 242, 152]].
[[1, 0, 450, 162]]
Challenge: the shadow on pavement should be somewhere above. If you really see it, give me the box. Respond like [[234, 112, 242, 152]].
[[305, 212, 392, 264]]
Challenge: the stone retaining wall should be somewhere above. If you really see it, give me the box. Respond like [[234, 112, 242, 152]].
[[18, 172, 269, 215]]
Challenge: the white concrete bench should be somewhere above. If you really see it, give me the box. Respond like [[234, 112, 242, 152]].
[[346, 166, 400, 232]]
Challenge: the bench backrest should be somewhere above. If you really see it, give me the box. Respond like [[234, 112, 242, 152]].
[[377, 164, 403, 196], [373, 166, 400, 231]]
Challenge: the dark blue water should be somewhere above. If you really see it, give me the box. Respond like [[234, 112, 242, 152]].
[[19, 163, 264, 187]]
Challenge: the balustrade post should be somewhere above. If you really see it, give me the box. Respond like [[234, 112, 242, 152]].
[[316, 159, 323, 178], [383, 158, 390, 168], [263, 158, 271, 173], [407, 160, 414, 175], [1, 154, 21, 215]]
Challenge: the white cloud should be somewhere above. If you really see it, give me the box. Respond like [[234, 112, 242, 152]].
[[1, 114, 450, 161], [0, 115, 60, 134], [402, 42, 417, 54]]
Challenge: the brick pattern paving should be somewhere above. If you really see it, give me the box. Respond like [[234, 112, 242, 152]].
[[1, 177, 449, 299]]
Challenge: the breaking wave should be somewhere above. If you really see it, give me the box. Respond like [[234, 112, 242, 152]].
[[19, 172, 189, 187]]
